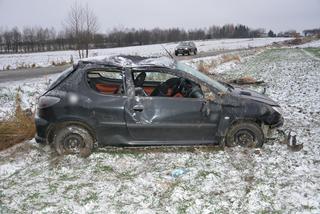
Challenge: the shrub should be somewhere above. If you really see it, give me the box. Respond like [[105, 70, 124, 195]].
[[0, 91, 35, 151], [221, 54, 241, 63], [197, 60, 217, 74], [197, 61, 209, 74]]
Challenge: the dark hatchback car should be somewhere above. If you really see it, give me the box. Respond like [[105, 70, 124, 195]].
[[175, 41, 197, 56], [35, 55, 283, 156]]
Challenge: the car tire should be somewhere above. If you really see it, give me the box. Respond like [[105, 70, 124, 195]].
[[225, 121, 264, 148], [187, 51, 190, 56], [194, 49, 197, 55], [53, 124, 94, 157]]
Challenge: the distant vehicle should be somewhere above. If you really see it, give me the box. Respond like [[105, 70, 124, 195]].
[[35, 55, 283, 156], [175, 41, 197, 56]]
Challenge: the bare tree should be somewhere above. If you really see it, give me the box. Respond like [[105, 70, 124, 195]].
[[65, 2, 98, 58], [84, 4, 98, 57]]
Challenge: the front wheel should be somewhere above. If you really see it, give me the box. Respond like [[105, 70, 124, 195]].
[[226, 121, 264, 148], [53, 124, 94, 157]]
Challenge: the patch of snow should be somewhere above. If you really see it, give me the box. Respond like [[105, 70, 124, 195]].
[[296, 39, 320, 48], [0, 73, 58, 118], [0, 38, 290, 71]]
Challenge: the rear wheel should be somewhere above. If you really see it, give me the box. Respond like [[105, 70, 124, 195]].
[[53, 124, 94, 157], [226, 121, 264, 148]]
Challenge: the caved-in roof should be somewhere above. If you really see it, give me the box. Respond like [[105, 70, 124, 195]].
[[79, 55, 176, 68]]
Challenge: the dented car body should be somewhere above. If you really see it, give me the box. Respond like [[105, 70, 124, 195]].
[[35, 55, 283, 155]]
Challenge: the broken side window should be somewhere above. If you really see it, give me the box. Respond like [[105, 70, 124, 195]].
[[87, 70, 124, 95]]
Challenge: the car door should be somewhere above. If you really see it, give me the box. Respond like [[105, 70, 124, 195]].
[[124, 70, 222, 144], [85, 68, 128, 145]]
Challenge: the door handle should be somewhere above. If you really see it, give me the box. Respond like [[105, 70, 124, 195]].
[[133, 104, 144, 112]]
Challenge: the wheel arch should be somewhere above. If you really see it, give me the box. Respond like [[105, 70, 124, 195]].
[[218, 117, 264, 138], [46, 119, 97, 145]]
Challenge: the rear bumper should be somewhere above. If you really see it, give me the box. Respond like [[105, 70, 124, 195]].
[[34, 115, 49, 144], [35, 134, 47, 144]]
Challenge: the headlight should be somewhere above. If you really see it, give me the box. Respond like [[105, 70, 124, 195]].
[[272, 106, 283, 115]]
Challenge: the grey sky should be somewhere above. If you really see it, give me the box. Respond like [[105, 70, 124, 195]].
[[0, 0, 319, 33]]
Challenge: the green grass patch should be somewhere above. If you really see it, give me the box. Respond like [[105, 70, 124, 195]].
[[304, 48, 320, 58], [196, 170, 220, 178], [81, 192, 98, 205]]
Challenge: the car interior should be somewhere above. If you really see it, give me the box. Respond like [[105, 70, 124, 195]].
[[87, 69, 204, 98]]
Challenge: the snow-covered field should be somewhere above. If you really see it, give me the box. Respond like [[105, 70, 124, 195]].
[[0, 74, 59, 118], [297, 39, 320, 48], [0, 37, 290, 70], [1, 45, 320, 213]]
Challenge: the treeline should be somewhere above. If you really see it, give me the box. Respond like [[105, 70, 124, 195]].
[[0, 24, 268, 54], [0, 27, 73, 53]]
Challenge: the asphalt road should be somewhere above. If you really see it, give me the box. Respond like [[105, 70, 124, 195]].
[[0, 48, 245, 83], [0, 64, 71, 83]]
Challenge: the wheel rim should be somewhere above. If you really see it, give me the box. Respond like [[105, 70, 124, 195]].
[[234, 129, 257, 147], [63, 133, 84, 153]]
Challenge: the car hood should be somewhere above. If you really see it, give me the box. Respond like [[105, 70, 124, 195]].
[[231, 87, 279, 106]]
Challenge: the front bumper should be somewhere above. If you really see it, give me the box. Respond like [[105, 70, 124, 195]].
[[175, 49, 190, 54], [270, 115, 284, 129], [262, 116, 284, 139]]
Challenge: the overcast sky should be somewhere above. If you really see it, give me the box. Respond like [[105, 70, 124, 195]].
[[0, 0, 319, 33]]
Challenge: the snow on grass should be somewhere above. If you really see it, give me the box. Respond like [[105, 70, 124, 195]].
[[296, 39, 320, 48], [1, 48, 320, 213], [183, 48, 265, 74], [0, 74, 59, 118], [0, 37, 290, 71]]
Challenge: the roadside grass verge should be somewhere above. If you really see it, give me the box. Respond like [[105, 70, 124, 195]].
[[0, 91, 35, 151], [221, 54, 241, 63], [3, 59, 72, 71], [197, 60, 217, 74], [303, 48, 320, 58], [197, 53, 241, 74]]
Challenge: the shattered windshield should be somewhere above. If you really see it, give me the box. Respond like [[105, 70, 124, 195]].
[[175, 62, 228, 92]]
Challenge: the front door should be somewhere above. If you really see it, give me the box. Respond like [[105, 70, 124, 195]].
[[125, 96, 221, 143]]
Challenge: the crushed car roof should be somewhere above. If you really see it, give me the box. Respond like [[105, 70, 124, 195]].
[[79, 55, 176, 69]]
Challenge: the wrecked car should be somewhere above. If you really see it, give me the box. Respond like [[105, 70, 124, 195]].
[[35, 55, 283, 155]]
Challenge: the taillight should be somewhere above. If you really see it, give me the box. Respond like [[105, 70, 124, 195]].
[[38, 96, 61, 109]]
